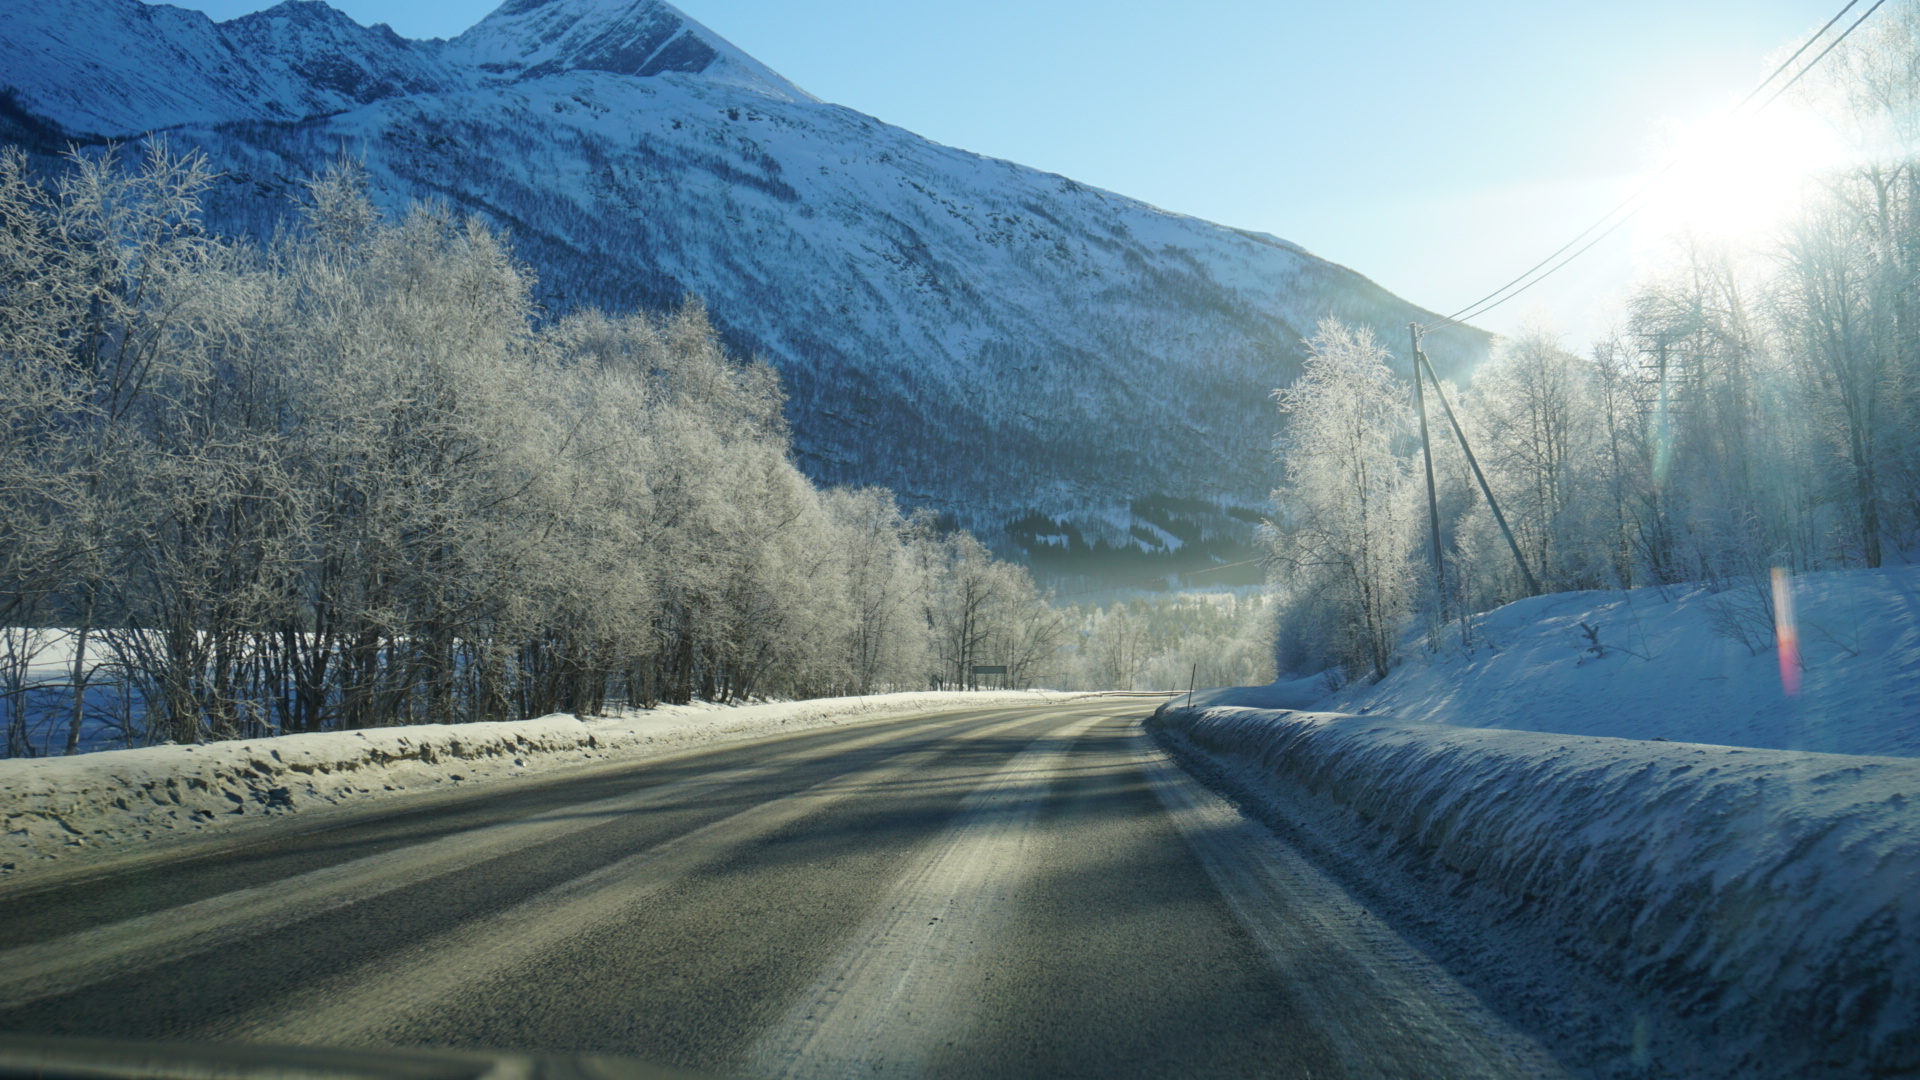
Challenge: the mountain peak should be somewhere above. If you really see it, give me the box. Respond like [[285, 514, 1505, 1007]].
[[231, 0, 356, 24], [447, 0, 814, 103]]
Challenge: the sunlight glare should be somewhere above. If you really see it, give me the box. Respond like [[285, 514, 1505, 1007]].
[[1636, 107, 1844, 243]]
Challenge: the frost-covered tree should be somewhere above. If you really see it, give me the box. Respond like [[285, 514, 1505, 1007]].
[[1052, 592, 1273, 691], [822, 489, 935, 694], [1269, 320, 1415, 682], [1080, 602, 1150, 690], [0, 147, 1066, 754], [0, 148, 88, 625], [1245, 3, 1920, 673], [1777, 204, 1901, 568], [1770, 1, 1920, 568], [0, 147, 96, 754], [1461, 326, 1606, 596]]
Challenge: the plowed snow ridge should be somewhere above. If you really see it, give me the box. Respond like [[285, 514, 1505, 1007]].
[[1150, 700, 1920, 1080]]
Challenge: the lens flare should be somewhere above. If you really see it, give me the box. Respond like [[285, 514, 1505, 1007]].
[[1771, 567, 1800, 697]]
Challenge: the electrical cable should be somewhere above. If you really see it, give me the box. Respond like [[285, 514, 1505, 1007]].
[[1058, 7, 1883, 607], [1419, 0, 1880, 334], [1752, 0, 1887, 114], [1422, 1, 1859, 335], [1427, 0, 1872, 332]]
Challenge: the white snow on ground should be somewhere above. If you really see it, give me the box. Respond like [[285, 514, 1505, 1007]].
[[1153, 565, 1920, 1078], [1331, 564, 1920, 758], [0, 690, 1079, 884]]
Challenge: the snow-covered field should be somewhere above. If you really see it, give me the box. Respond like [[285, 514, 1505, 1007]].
[[1152, 566, 1920, 1078], [0, 690, 1078, 886], [1332, 564, 1920, 758]]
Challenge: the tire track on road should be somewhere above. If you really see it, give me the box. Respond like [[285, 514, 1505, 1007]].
[[748, 713, 1107, 1079], [199, 711, 1057, 1048], [0, 710, 1035, 1012], [1140, 724, 1568, 1080]]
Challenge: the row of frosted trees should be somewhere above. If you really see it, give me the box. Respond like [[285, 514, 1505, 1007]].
[[0, 147, 1061, 755], [1268, 7, 1920, 681], [1054, 594, 1274, 692]]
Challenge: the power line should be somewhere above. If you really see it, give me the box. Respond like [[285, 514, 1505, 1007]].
[[1429, 0, 1876, 331], [1424, 1, 1859, 334], [1753, 0, 1888, 114], [1421, 0, 1883, 334]]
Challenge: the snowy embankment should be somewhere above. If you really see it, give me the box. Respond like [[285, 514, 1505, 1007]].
[[1152, 700, 1920, 1076], [1, 691, 1074, 884]]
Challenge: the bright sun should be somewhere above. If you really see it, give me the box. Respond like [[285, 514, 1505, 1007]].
[[1636, 106, 1847, 243]]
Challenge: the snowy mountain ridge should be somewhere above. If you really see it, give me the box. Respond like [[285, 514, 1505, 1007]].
[[0, 0, 1490, 575], [0, 0, 796, 134], [0, 0, 454, 134]]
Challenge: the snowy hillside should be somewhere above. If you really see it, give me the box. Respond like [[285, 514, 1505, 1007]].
[[1328, 565, 1920, 758], [0, 0, 1488, 568]]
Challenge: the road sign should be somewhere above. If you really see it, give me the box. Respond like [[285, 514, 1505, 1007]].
[[971, 665, 1007, 675]]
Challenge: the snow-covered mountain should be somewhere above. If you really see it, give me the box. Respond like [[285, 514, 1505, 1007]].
[[0, 0, 1489, 579], [442, 0, 808, 102], [0, 0, 458, 133]]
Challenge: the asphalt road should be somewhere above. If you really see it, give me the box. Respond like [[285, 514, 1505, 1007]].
[[0, 698, 1565, 1079]]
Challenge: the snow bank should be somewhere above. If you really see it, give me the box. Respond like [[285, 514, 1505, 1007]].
[[1150, 702, 1920, 1078], [1332, 565, 1920, 758], [0, 691, 1074, 882]]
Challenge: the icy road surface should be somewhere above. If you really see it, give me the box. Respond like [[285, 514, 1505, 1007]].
[[0, 699, 1563, 1079]]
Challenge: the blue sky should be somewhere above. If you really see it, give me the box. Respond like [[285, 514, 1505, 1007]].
[[163, 0, 1836, 342]]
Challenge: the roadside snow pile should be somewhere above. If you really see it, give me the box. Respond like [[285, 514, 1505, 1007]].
[[0, 690, 1071, 880], [1150, 703, 1920, 1078], [1329, 565, 1920, 757]]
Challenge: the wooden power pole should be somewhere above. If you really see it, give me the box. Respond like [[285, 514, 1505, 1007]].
[[1410, 324, 1447, 618], [1415, 347, 1542, 598]]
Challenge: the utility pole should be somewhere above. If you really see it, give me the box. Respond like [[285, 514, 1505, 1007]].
[[1410, 324, 1447, 619], [1416, 349, 1543, 598], [1654, 335, 1671, 494]]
